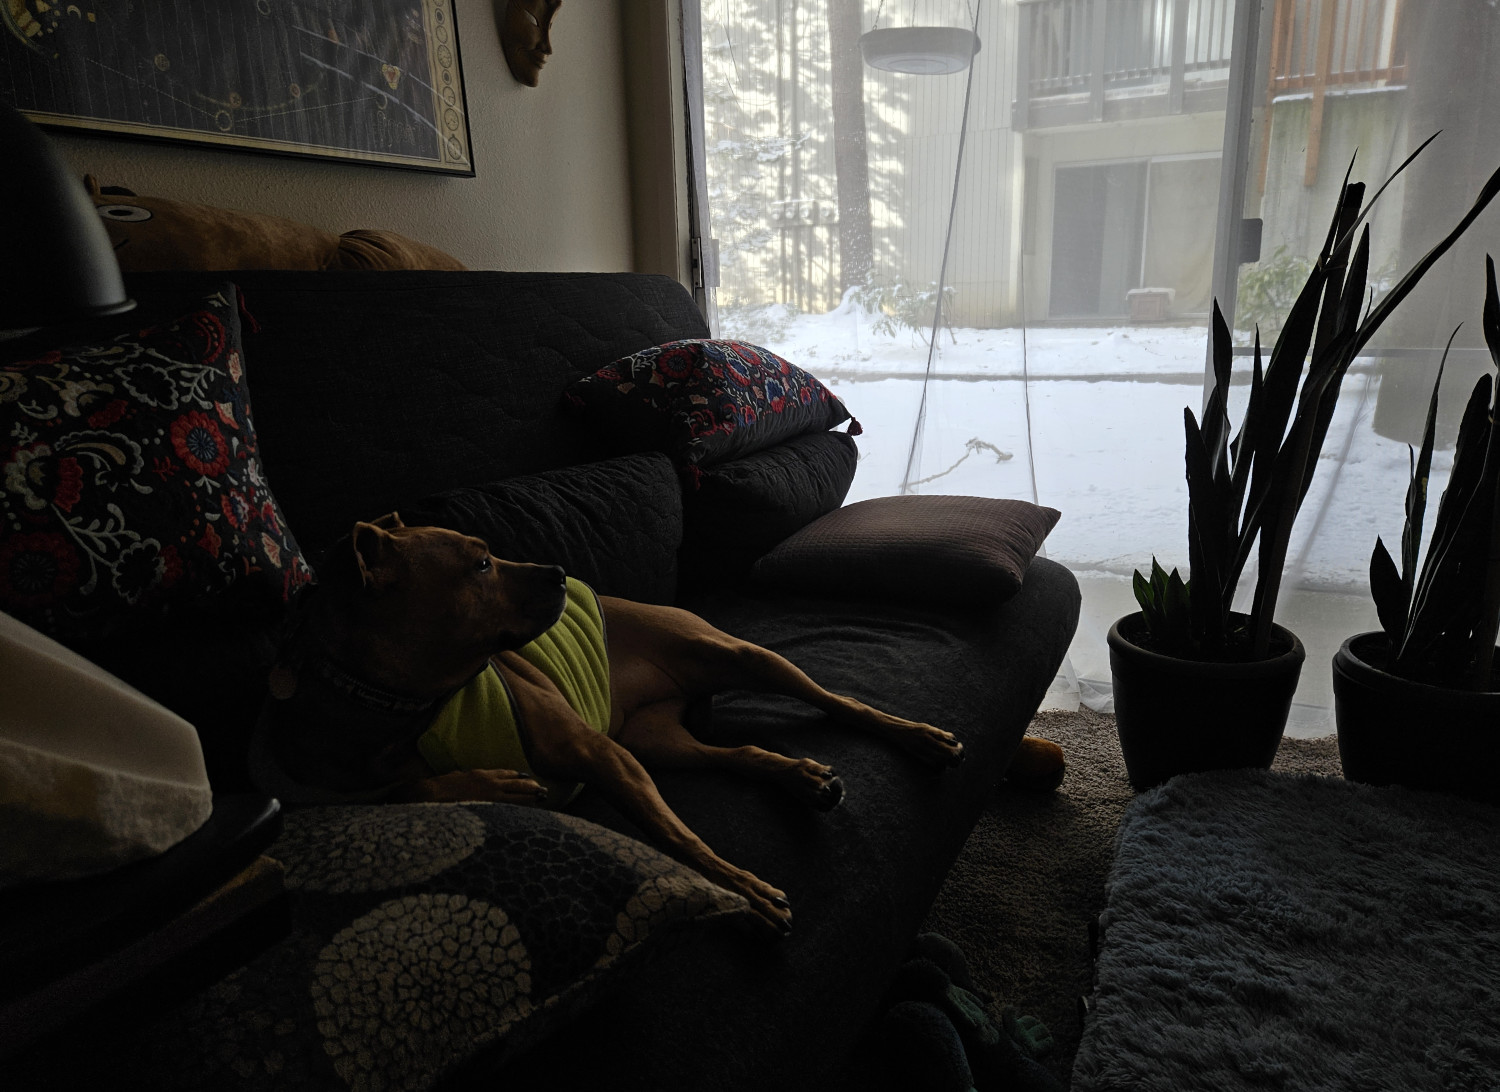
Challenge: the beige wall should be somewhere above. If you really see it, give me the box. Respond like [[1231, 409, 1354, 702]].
[[48, 0, 638, 273]]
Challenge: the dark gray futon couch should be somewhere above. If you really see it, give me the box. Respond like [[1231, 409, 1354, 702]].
[[9, 270, 1080, 1091]]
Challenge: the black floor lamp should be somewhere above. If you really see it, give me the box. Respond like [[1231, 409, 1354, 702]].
[[0, 100, 134, 338], [0, 101, 290, 1063]]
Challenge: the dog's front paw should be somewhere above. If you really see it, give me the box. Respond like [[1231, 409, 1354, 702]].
[[772, 759, 844, 810], [901, 722, 965, 768], [748, 886, 795, 939], [716, 867, 793, 939], [815, 772, 846, 810]]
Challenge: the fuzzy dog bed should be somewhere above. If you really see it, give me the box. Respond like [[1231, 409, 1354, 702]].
[[1072, 769, 1500, 1091]]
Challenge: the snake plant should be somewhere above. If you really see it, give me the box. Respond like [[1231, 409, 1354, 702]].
[[1368, 257, 1500, 690], [1134, 142, 1500, 661]]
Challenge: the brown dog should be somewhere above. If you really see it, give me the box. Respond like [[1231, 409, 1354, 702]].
[[257, 513, 980, 935]]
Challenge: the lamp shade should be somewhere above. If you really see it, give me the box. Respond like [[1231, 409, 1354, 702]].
[[0, 101, 134, 334], [0, 609, 212, 888], [860, 26, 981, 74]]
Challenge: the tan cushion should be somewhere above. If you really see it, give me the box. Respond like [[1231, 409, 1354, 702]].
[[88, 176, 465, 271]]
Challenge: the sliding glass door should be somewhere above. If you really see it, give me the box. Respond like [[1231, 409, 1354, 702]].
[[1216, 0, 1500, 729], [688, 0, 1499, 729]]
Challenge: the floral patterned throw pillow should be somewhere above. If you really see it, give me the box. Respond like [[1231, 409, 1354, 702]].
[[563, 339, 860, 474], [0, 284, 312, 642]]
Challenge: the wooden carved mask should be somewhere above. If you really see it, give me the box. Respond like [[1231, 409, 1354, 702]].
[[502, 0, 561, 87]]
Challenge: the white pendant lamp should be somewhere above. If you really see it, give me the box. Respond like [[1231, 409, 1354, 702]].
[[860, 1, 980, 75]]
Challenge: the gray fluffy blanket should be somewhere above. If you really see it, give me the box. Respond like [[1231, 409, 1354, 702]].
[[1072, 769, 1500, 1091]]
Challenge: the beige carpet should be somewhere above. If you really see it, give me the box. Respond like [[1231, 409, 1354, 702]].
[[920, 709, 1344, 1087]]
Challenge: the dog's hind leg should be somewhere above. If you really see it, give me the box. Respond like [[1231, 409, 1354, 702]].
[[604, 598, 964, 768], [597, 597, 960, 768], [717, 643, 964, 768], [616, 698, 845, 810]]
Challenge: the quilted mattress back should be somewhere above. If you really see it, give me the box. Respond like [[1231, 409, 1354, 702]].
[[124, 270, 709, 554]]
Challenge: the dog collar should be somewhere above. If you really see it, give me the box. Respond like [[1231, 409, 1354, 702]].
[[312, 655, 445, 717]]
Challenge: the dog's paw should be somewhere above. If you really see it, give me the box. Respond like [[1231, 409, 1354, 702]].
[[773, 759, 844, 810], [816, 773, 845, 810], [705, 858, 798, 936], [1004, 736, 1065, 791], [713, 866, 793, 939], [900, 722, 965, 768]]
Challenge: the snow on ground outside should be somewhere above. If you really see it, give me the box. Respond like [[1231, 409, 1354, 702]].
[[727, 302, 1454, 724], [731, 299, 1453, 592]]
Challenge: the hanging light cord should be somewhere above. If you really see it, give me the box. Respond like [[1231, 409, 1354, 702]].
[[1020, 254, 1041, 506], [900, 0, 984, 493]]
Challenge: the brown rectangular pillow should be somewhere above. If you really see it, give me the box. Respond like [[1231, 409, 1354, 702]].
[[751, 494, 1060, 607]]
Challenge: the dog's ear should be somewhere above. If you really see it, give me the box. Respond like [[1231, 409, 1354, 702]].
[[370, 512, 405, 530], [351, 520, 401, 592]]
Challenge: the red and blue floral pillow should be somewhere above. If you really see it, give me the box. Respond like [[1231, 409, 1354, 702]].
[[0, 284, 313, 643], [563, 339, 859, 475]]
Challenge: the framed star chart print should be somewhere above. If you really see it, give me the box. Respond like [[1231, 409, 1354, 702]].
[[1, 0, 472, 175]]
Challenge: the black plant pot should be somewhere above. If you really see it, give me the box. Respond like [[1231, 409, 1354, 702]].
[[1108, 612, 1306, 791], [1332, 632, 1500, 804]]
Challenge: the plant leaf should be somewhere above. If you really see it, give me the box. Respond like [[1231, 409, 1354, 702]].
[[1185, 407, 1231, 647], [1165, 567, 1192, 635], [1420, 374, 1493, 582], [1327, 133, 1442, 262], [1296, 225, 1373, 510], [1249, 255, 1360, 658], [1229, 326, 1263, 481], [1349, 158, 1500, 362], [1401, 327, 1457, 632], [1234, 233, 1332, 582], [1488, 254, 1500, 373], [1402, 374, 1494, 667], [1245, 161, 1500, 657], [1202, 302, 1235, 485], [1132, 566, 1154, 611], [1135, 559, 1193, 651], [1369, 536, 1406, 644], [1151, 556, 1171, 604], [1467, 255, 1500, 687], [1310, 182, 1365, 361]]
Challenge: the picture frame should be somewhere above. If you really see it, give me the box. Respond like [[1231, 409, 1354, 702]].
[[0, 0, 473, 176]]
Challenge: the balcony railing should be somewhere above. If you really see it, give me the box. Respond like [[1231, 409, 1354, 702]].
[[1015, 0, 1235, 129], [1261, 0, 1406, 185], [1268, 0, 1406, 94]]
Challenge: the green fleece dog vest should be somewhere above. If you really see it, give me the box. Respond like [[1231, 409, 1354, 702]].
[[417, 576, 609, 806]]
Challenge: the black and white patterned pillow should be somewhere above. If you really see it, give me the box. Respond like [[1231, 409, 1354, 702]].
[[52, 804, 754, 1090]]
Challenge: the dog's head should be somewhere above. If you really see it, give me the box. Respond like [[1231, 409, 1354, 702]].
[[318, 513, 569, 696]]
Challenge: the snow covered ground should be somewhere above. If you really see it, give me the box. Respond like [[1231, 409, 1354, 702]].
[[724, 300, 1449, 732]]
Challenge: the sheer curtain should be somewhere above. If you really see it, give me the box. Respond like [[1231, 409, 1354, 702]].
[[692, 0, 1499, 732], [1222, 0, 1500, 731]]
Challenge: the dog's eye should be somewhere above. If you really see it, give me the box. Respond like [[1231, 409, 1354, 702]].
[[476, 557, 492, 574]]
